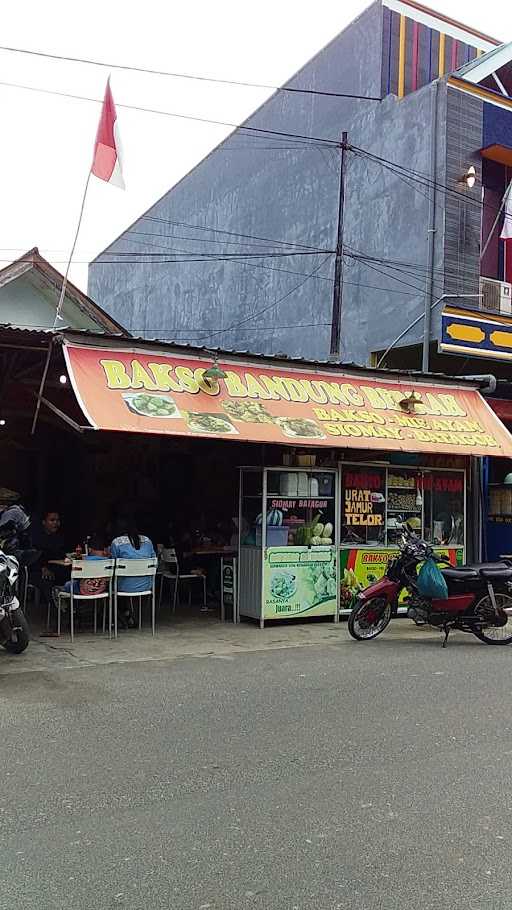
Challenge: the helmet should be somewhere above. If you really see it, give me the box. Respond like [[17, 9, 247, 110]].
[[405, 516, 421, 531], [504, 473, 512, 485]]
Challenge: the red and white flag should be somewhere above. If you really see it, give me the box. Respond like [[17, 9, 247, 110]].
[[91, 78, 125, 189], [500, 179, 512, 282]]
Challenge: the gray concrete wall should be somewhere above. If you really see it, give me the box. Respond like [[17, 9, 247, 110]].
[[338, 80, 448, 365], [88, 2, 460, 367], [89, 2, 384, 362]]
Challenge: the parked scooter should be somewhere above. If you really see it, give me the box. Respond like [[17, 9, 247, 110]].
[[0, 507, 38, 655], [0, 548, 31, 654], [348, 527, 512, 647]]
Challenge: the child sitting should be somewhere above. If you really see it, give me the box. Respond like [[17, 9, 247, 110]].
[[53, 534, 109, 603]]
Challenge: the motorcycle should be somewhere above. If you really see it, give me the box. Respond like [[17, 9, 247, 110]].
[[347, 527, 512, 647], [0, 548, 31, 654], [0, 508, 38, 656]]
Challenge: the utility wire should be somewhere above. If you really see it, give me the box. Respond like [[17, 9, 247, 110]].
[[0, 78, 343, 147], [198, 255, 333, 342], [3, 320, 332, 334], [0, 44, 382, 102], [122, 235, 336, 282], [140, 217, 329, 251], [352, 254, 488, 288], [127, 228, 324, 251], [352, 145, 512, 228]]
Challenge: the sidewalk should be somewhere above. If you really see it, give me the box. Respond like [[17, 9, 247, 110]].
[[0, 616, 451, 676]]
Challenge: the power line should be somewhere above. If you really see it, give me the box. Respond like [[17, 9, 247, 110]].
[[345, 243, 489, 285], [2, 320, 332, 334], [90, 249, 334, 260], [352, 144, 512, 228], [121, 235, 336, 282], [198, 255, 333, 342], [0, 251, 334, 265], [347, 251, 447, 299], [139, 217, 329, 251], [101, 236, 431, 294], [0, 44, 382, 102], [128, 229, 314, 251], [0, 78, 343, 147]]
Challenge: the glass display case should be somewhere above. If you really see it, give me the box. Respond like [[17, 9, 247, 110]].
[[264, 470, 336, 548], [339, 462, 466, 615], [238, 466, 339, 626], [238, 462, 466, 625], [340, 464, 465, 548]]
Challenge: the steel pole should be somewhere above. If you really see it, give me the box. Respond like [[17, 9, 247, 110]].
[[329, 132, 348, 360]]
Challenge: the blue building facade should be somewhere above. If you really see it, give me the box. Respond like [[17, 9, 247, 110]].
[[89, 0, 512, 375]]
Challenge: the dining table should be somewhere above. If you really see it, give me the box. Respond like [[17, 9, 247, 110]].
[[189, 546, 237, 557], [185, 547, 237, 618]]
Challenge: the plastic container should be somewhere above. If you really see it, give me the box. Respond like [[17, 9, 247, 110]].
[[318, 474, 334, 496], [297, 472, 309, 495], [279, 472, 298, 496], [297, 453, 316, 467], [256, 526, 289, 547]]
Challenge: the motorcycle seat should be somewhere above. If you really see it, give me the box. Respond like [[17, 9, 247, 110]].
[[479, 567, 512, 582], [442, 567, 479, 582], [463, 561, 511, 572]]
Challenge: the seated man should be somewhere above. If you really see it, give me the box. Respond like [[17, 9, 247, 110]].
[[31, 509, 68, 607]]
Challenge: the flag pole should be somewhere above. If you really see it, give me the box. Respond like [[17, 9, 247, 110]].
[[31, 168, 92, 435], [32, 75, 123, 435], [53, 169, 92, 328]]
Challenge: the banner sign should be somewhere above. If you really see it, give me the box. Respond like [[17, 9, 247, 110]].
[[263, 547, 337, 619], [441, 308, 512, 363], [63, 343, 512, 456], [221, 556, 238, 623], [339, 546, 464, 611]]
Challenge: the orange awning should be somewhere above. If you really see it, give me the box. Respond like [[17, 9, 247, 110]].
[[63, 342, 512, 458], [488, 397, 512, 424], [481, 144, 512, 168]]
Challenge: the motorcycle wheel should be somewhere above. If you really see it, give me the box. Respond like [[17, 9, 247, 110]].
[[2, 610, 30, 654], [473, 592, 512, 645], [348, 596, 392, 641]]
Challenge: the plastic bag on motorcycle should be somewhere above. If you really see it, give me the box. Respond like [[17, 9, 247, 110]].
[[417, 557, 448, 599]]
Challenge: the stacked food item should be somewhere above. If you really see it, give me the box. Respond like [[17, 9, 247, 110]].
[[489, 487, 512, 516], [388, 491, 418, 511], [387, 473, 416, 488], [295, 516, 333, 547]]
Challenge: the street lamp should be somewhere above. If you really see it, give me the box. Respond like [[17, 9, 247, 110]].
[[376, 293, 482, 370], [203, 354, 227, 381], [458, 165, 477, 190]]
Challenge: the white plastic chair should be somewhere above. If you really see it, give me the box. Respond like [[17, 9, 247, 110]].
[[55, 559, 115, 642], [114, 557, 158, 638], [158, 548, 207, 613]]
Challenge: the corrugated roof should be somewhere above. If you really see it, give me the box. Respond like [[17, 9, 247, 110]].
[[58, 328, 486, 386], [0, 323, 495, 388]]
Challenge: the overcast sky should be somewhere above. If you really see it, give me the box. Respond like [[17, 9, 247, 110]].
[[0, 0, 508, 294]]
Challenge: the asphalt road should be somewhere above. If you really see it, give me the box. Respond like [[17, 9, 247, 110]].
[[1, 634, 512, 910]]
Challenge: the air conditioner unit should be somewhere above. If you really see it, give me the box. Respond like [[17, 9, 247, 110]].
[[479, 277, 512, 315]]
